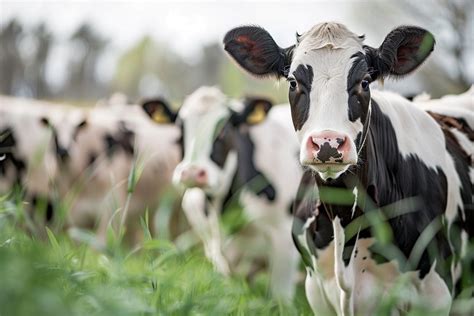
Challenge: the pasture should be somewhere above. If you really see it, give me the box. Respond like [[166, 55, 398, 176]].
[[1, 1, 473, 315], [1, 186, 473, 315]]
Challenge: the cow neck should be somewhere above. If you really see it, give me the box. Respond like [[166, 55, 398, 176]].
[[206, 161, 239, 214]]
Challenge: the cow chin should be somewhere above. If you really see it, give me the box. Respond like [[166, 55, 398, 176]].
[[300, 159, 355, 181], [312, 163, 351, 181]]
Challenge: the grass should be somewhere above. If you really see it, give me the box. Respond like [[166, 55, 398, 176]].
[[0, 188, 472, 316], [0, 196, 312, 316]]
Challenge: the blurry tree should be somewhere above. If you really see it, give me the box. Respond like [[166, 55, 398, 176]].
[[113, 36, 198, 102], [355, 0, 473, 96], [27, 23, 53, 98], [0, 19, 24, 95], [64, 23, 108, 100]]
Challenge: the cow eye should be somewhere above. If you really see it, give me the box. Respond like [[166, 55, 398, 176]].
[[361, 80, 370, 91], [288, 78, 297, 91]]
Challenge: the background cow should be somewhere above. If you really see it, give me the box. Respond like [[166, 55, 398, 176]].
[[224, 22, 473, 314], [1, 96, 61, 228], [0, 96, 182, 245], [162, 86, 302, 301]]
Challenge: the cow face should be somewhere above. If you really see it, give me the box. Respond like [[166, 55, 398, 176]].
[[40, 109, 87, 164], [172, 87, 272, 197], [224, 22, 434, 181]]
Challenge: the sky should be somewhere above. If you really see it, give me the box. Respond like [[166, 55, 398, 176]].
[[1, 0, 473, 95], [1, 0, 383, 57]]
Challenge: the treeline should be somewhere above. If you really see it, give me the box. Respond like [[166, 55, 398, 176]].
[[0, 18, 286, 104]]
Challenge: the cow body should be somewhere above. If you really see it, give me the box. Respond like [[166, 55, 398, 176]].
[[224, 22, 472, 314], [0, 96, 60, 222], [0, 96, 181, 244], [61, 101, 181, 244], [171, 87, 301, 300]]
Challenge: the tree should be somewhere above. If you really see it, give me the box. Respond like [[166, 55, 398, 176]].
[[0, 19, 24, 95], [64, 23, 108, 100]]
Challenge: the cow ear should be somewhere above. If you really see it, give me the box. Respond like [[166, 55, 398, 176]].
[[141, 99, 177, 124], [224, 26, 293, 78], [366, 26, 435, 79], [232, 98, 273, 126]]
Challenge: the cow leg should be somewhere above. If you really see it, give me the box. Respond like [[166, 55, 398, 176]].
[[182, 188, 230, 275], [268, 219, 299, 301], [333, 216, 354, 316], [412, 265, 451, 315]]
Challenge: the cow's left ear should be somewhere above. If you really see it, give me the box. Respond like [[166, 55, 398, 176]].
[[232, 97, 273, 126], [141, 99, 177, 124], [366, 26, 435, 79]]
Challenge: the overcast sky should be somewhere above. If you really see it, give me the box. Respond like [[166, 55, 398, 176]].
[[2, 0, 472, 95], [1, 0, 382, 56]]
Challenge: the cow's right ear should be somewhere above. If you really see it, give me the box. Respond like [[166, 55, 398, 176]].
[[141, 99, 177, 124], [365, 26, 435, 79], [223, 26, 293, 78]]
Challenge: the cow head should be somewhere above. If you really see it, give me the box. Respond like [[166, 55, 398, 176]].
[[40, 109, 88, 163], [172, 86, 272, 197], [224, 22, 434, 181]]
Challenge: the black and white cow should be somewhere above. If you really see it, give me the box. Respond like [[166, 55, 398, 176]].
[[0, 96, 59, 222], [224, 22, 472, 314], [58, 99, 181, 244], [167, 86, 301, 300]]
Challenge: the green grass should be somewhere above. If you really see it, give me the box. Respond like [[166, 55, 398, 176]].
[[1, 192, 472, 316], [0, 197, 312, 316]]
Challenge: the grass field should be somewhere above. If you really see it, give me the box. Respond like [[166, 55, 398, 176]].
[[1, 193, 473, 316], [0, 195, 313, 316]]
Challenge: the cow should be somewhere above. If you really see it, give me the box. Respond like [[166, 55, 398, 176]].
[[224, 22, 472, 314], [57, 98, 181, 245], [163, 86, 302, 301], [0, 96, 59, 225]]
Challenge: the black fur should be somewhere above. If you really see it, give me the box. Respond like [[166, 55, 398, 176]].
[[293, 100, 454, 284], [289, 64, 313, 131], [0, 127, 26, 185], [141, 98, 177, 123], [209, 98, 277, 202]]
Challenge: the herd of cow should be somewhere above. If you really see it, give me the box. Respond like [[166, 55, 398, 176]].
[[1, 22, 473, 315]]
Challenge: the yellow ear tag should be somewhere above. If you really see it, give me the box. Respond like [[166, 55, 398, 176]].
[[246, 103, 267, 124], [152, 108, 170, 124]]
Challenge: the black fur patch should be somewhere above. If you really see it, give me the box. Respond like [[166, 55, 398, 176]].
[[347, 52, 371, 123], [317, 142, 343, 163], [0, 127, 26, 185], [104, 122, 135, 158], [289, 64, 313, 131], [292, 99, 454, 285]]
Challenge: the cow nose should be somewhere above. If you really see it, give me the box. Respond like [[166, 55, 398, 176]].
[[180, 166, 208, 188], [307, 130, 350, 164], [57, 147, 69, 161]]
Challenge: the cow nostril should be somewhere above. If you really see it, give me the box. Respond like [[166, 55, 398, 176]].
[[336, 137, 346, 149], [311, 137, 320, 151], [197, 169, 206, 179]]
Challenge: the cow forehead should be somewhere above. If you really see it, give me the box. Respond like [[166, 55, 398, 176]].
[[290, 22, 364, 76], [178, 86, 228, 119]]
